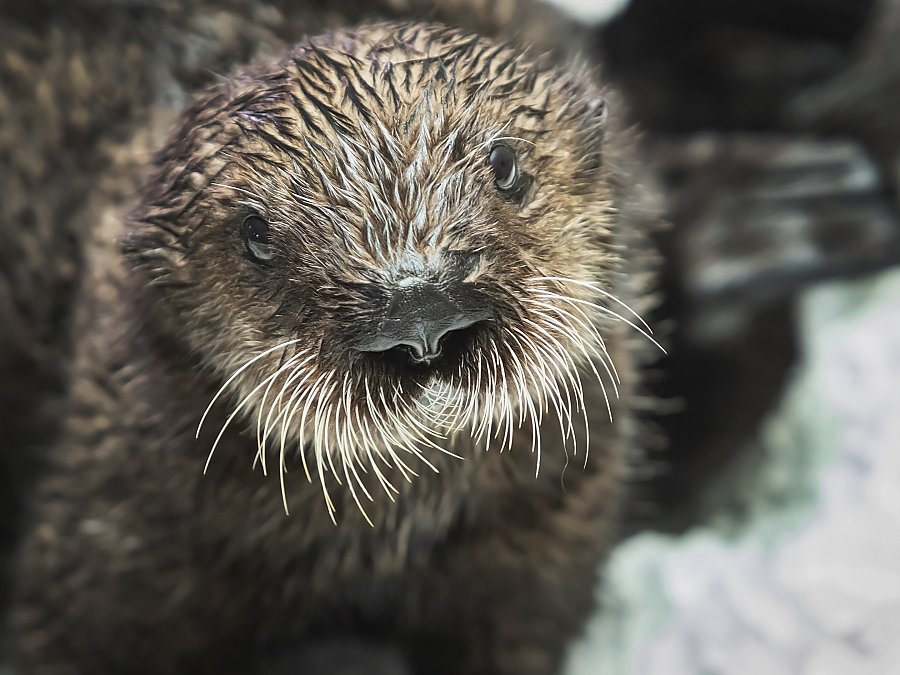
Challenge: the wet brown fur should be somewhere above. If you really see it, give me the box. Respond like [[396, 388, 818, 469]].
[[2, 4, 660, 674]]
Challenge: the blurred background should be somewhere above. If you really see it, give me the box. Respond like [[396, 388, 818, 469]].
[[2, 0, 900, 673]]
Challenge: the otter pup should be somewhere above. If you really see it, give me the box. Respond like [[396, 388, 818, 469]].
[[10, 18, 660, 675]]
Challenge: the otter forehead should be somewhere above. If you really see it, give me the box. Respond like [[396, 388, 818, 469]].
[[221, 22, 601, 182], [128, 20, 613, 294], [274, 23, 567, 137], [199, 23, 608, 273]]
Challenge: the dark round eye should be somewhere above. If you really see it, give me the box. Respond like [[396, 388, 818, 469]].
[[489, 144, 518, 191], [241, 215, 274, 264]]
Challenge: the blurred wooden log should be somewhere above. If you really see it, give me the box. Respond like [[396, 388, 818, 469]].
[[653, 135, 900, 343], [630, 133, 900, 531], [597, 0, 874, 132], [788, 0, 900, 194]]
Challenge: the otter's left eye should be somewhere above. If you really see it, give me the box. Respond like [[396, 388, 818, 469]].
[[489, 145, 518, 191], [241, 215, 274, 264]]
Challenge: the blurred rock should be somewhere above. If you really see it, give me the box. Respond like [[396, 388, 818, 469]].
[[541, 0, 630, 25]]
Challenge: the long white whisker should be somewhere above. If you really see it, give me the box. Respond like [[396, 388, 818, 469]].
[[197, 339, 301, 438], [532, 275, 654, 332], [257, 353, 318, 473], [203, 362, 292, 474], [254, 352, 307, 474], [535, 289, 665, 354]]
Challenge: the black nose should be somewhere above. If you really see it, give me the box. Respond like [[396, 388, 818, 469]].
[[356, 282, 492, 364]]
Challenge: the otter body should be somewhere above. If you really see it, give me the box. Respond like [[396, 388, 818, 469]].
[[4, 5, 660, 675]]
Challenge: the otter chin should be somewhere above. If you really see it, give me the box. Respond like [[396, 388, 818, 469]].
[[12, 19, 661, 675]]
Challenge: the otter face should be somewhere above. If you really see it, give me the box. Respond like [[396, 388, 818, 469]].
[[125, 23, 641, 516]]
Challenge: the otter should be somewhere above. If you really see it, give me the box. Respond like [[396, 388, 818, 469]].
[[0, 0, 579, 646], [7, 13, 661, 675]]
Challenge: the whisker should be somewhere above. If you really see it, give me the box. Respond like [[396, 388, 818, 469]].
[[258, 353, 317, 473], [531, 275, 654, 332], [254, 352, 308, 474], [197, 338, 301, 439], [203, 362, 293, 474], [534, 289, 666, 354]]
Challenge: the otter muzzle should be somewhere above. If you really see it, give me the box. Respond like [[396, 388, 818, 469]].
[[356, 282, 492, 364]]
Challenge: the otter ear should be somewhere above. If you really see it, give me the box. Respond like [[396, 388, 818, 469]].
[[588, 96, 609, 128], [574, 93, 610, 149], [569, 94, 611, 183], [121, 85, 234, 286]]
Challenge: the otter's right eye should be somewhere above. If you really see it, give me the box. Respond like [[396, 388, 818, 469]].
[[241, 215, 274, 264], [489, 144, 518, 192]]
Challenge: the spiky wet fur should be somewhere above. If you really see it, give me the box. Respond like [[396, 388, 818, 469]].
[[7, 12, 661, 675]]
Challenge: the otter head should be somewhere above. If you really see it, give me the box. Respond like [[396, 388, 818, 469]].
[[124, 22, 638, 516]]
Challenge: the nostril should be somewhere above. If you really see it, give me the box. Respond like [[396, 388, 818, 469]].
[[402, 344, 439, 365], [398, 315, 484, 365], [403, 321, 443, 363]]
